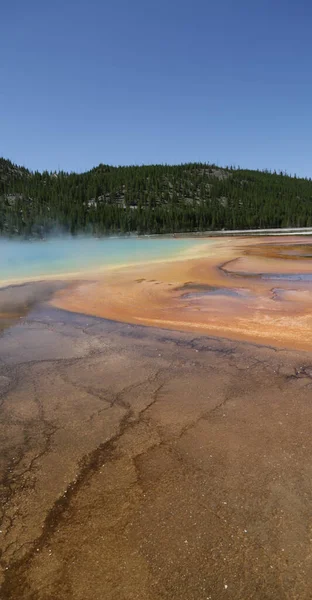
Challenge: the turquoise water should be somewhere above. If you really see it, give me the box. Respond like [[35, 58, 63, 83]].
[[0, 237, 207, 283]]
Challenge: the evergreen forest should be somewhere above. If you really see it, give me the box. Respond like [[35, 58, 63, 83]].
[[1, 158, 312, 236]]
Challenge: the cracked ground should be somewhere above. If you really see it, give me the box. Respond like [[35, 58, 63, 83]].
[[1, 304, 312, 599]]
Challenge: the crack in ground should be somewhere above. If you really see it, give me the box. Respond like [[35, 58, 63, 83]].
[[0, 361, 173, 595]]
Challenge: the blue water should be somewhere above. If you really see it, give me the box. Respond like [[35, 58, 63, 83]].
[[0, 237, 207, 283]]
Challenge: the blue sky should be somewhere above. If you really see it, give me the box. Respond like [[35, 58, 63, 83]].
[[1, 0, 312, 175]]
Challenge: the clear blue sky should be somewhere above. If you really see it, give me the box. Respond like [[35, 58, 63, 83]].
[[1, 0, 312, 176]]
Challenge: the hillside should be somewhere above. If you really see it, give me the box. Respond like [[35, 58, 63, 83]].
[[1, 159, 312, 236]]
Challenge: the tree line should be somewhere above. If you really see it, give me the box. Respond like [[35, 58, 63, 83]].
[[1, 158, 312, 236]]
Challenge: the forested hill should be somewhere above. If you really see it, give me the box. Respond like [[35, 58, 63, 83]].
[[1, 158, 312, 236]]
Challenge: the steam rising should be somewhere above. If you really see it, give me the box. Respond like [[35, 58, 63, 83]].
[[0, 281, 69, 316]]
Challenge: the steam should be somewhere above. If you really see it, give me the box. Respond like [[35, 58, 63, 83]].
[[0, 281, 69, 316]]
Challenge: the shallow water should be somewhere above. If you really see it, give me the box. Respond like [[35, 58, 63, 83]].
[[181, 287, 248, 299], [0, 237, 206, 283], [50, 236, 312, 351], [262, 273, 312, 281]]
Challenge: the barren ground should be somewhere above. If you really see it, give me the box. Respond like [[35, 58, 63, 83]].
[[1, 304, 312, 599]]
